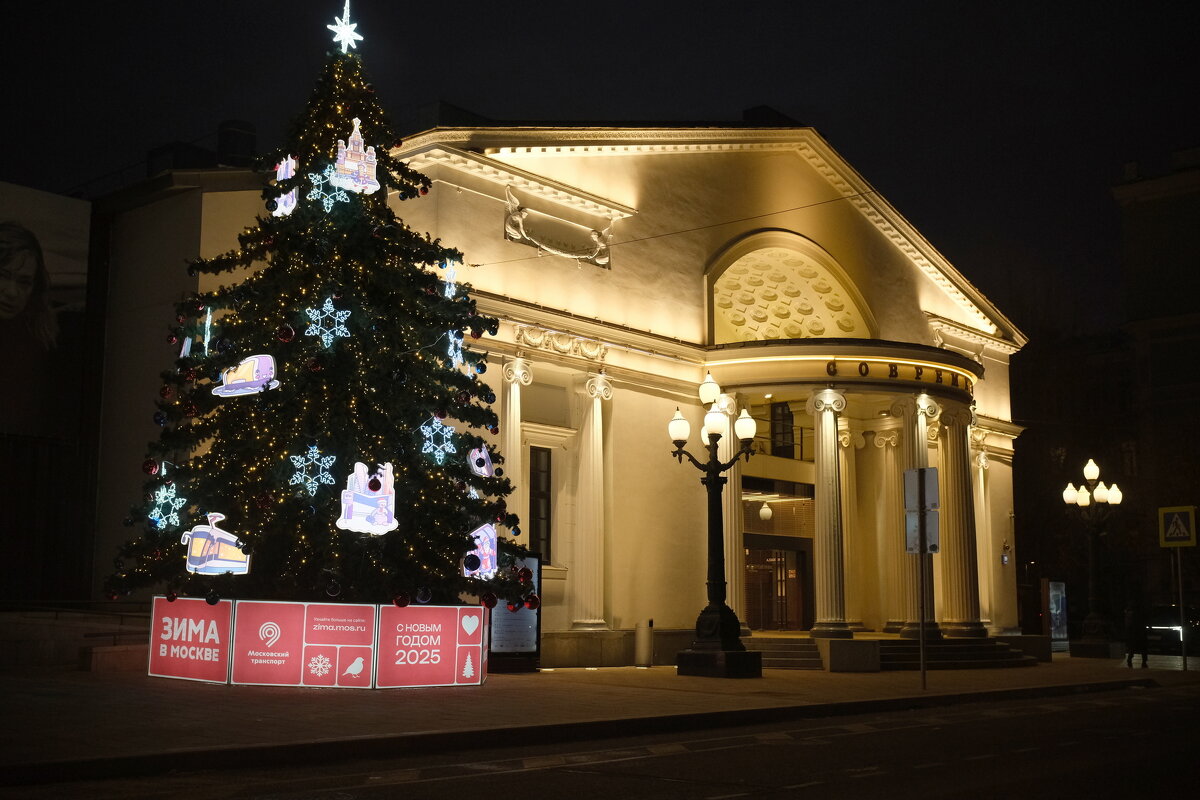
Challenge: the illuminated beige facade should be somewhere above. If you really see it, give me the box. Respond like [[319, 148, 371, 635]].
[[396, 125, 1026, 662], [94, 125, 1026, 666]]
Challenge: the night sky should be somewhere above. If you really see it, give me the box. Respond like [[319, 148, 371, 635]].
[[4, 1, 1197, 336]]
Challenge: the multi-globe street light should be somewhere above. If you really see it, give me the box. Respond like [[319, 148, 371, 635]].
[[1062, 458, 1124, 639], [668, 372, 762, 678]]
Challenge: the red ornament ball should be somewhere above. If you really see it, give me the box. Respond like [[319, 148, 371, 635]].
[[368, 477, 382, 492], [306, 358, 322, 373], [142, 459, 160, 475], [167, 333, 179, 345], [165, 591, 178, 602], [159, 385, 174, 399], [419, 186, 429, 196], [276, 324, 295, 343], [506, 599, 522, 613], [489, 426, 499, 436], [524, 594, 540, 611], [175, 314, 187, 325], [518, 567, 533, 584], [184, 368, 198, 382], [392, 592, 411, 608], [256, 492, 272, 509], [480, 592, 498, 609], [183, 402, 198, 417]]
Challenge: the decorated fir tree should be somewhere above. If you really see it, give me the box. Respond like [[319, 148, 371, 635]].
[[108, 4, 528, 608]]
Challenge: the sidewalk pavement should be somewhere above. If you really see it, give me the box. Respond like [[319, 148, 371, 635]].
[[2, 653, 1198, 786]]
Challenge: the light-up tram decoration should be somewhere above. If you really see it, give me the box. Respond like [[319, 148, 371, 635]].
[[181, 513, 251, 575]]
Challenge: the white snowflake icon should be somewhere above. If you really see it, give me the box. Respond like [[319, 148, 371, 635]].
[[304, 296, 351, 348], [420, 417, 457, 465], [290, 445, 337, 496], [308, 653, 332, 677]]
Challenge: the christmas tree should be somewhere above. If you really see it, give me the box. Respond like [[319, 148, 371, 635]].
[[108, 3, 528, 608]]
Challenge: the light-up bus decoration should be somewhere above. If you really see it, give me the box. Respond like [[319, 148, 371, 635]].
[[181, 513, 251, 575]]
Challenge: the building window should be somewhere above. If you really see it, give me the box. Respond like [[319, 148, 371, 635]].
[[528, 446, 552, 561], [770, 402, 794, 459]]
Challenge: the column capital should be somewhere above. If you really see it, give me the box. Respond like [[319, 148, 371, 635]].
[[874, 429, 900, 448], [806, 387, 846, 415], [976, 451, 991, 470], [939, 402, 975, 428], [927, 420, 942, 442], [838, 429, 865, 449], [585, 372, 613, 401], [503, 356, 532, 386]]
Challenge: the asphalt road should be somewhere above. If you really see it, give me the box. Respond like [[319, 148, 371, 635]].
[[6, 682, 1198, 800]]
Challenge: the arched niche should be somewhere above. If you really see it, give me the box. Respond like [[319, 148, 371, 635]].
[[706, 230, 877, 345]]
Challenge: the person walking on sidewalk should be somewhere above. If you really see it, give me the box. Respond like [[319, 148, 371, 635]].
[[1124, 600, 1149, 668]]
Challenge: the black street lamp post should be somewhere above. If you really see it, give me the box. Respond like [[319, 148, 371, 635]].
[[668, 373, 762, 678], [1062, 458, 1124, 643]]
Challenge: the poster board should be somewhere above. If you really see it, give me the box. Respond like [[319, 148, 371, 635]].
[[230, 601, 377, 688], [147, 596, 234, 683]]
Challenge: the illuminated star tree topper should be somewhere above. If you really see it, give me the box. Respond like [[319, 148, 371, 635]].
[[327, 0, 364, 53]]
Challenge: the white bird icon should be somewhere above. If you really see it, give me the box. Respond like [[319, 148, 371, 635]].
[[342, 656, 365, 677]]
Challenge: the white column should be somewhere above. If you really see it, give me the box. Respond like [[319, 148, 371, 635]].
[[891, 394, 943, 640], [502, 356, 531, 549], [806, 388, 852, 638], [839, 427, 866, 630], [937, 402, 987, 637], [971, 429, 994, 630], [572, 373, 611, 630], [873, 427, 904, 632], [717, 394, 747, 621]]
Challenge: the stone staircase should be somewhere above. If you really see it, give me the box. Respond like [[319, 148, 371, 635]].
[[743, 636, 824, 670], [878, 638, 1038, 670]]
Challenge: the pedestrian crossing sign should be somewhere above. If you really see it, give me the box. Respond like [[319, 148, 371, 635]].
[[1158, 506, 1196, 548]]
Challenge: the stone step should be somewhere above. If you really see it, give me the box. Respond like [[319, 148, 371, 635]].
[[744, 638, 823, 670], [878, 639, 1037, 670]]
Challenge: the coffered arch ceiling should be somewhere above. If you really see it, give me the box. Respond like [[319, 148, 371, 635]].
[[712, 244, 873, 344]]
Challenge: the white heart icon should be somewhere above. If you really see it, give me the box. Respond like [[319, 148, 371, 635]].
[[461, 614, 480, 635]]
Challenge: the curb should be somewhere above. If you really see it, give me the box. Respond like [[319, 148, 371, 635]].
[[0, 678, 1158, 786]]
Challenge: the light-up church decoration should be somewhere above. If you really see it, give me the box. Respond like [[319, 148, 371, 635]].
[[330, 118, 380, 195], [181, 513, 251, 575], [212, 354, 281, 397], [336, 462, 398, 534], [272, 155, 298, 217]]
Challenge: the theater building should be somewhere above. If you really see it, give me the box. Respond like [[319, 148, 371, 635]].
[[95, 122, 1026, 665]]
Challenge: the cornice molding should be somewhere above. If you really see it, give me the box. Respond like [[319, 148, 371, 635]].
[[398, 143, 635, 221], [928, 314, 1023, 355]]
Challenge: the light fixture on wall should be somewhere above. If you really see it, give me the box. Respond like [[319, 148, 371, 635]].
[[759, 502, 772, 521]]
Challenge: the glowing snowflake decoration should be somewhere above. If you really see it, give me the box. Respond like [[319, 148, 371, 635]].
[[308, 653, 332, 677], [443, 261, 458, 298], [305, 297, 351, 348], [327, 0, 364, 53], [149, 483, 187, 530], [447, 330, 465, 371], [307, 165, 351, 212], [290, 445, 337, 496], [420, 417, 457, 465]]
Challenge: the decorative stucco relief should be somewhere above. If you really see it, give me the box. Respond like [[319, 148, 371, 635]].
[[514, 325, 609, 362]]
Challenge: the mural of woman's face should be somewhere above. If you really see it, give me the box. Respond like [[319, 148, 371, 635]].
[[0, 249, 37, 319]]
